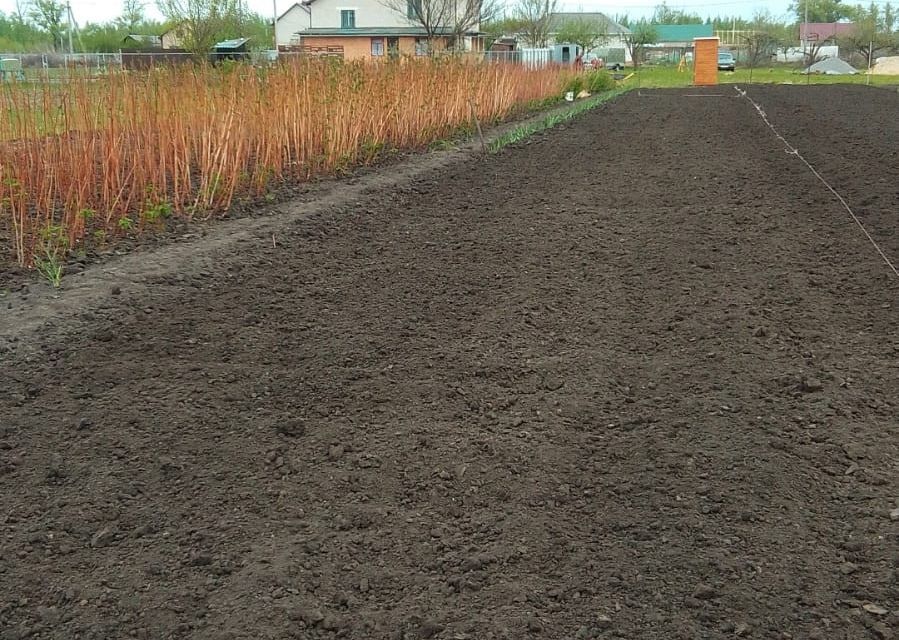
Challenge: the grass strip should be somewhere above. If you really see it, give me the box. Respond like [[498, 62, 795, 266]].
[[488, 88, 628, 154]]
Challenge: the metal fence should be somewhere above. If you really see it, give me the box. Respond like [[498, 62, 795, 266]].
[[483, 48, 554, 68], [1, 48, 565, 77], [0, 52, 120, 75]]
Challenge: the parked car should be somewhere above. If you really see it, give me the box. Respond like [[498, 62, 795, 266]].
[[582, 53, 625, 71], [718, 51, 736, 71]]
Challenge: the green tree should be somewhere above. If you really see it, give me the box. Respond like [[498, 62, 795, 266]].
[[623, 20, 657, 69], [554, 15, 608, 53], [0, 10, 53, 50], [78, 22, 127, 52], [27, 0, 67, 50], [479, 15, 526, 49], [838, 3, 899, 63], [156, 0, 245, 55], [884, 2, 896, 32], [789, 0, 852, 23]]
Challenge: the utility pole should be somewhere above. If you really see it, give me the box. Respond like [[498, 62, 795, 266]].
[[273, 0, 278, 50], [804, 0, 809, 85], [67, 1, 74, 54]]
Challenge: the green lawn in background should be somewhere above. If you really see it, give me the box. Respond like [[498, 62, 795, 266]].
[[618, 64, 899, 89]]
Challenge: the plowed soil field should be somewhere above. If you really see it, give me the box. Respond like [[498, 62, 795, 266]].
[[1, 84, 898, 640]]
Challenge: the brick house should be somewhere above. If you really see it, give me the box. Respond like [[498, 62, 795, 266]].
[[275, 0, 482, 59]]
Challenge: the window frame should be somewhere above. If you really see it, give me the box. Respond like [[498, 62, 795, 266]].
[[371, 37, 385, 56], [340, 9, 356, 29]]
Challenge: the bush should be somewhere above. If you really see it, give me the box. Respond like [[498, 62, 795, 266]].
[[564, 75, 585, 95], [583, 71, 615, 93]]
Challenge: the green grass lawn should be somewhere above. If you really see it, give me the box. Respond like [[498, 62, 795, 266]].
[[618, 64, 899, 89]]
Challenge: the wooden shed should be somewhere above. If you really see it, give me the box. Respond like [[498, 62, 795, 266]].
[[692, 36, 719, 86]]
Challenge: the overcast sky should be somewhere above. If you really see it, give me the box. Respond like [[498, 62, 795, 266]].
[[0, 0, 796, 27]]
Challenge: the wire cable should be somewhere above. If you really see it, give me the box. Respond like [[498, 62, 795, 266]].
[[734, 85, 899, 280]]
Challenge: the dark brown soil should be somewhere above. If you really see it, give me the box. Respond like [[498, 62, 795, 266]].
[[1, 85, 898, 640]]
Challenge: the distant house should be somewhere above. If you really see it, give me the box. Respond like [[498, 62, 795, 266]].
[[122, 34, 162, 49], [652, 24, 714, 48], [276, 3, 311, 46], [546, 12, 631, 64], [275, 0, 482, 59], [799, 22, 856, 45], [160, 26, 185, 50], [647, 23, 714, 62]]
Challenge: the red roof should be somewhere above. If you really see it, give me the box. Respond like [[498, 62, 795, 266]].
[[799, 22, 856, 41]]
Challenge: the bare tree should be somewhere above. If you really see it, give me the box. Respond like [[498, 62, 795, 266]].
[[743, 32, 777, 67], [514, 0, 557, 48], [156, 0, 243, 54], [117, 0, 147, 31], [623, 20, 657, 69], [384, 0, 499, 51]]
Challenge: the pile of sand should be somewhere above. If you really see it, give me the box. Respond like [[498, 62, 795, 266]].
[[871, 56, 899, 75]]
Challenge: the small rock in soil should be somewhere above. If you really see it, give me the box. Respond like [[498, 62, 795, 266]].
[[684, 596, 703, 609], [863, 603, 889, 615], [692, 583, 717, 600], [417, 620, 443, 638], [291, 607, 325, 625], [90, 527, 115, 548], [595, 614, 612, 629], [800, 379, 824, 393], [889, 507, 899, 521], [276, 421, 306, 438], [526, 617, 544, 632], [76, 418, 93, 430], [328, 444, 345, 460], [321, 615, 340, 631]]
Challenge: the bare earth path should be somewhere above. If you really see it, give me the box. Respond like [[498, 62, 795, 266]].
[[1, 85, 897, 640]]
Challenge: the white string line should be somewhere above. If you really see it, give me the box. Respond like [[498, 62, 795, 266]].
[[733, 85, 899, 280]]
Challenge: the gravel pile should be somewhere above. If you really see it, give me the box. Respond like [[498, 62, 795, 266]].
[[802, 57, 858, 74]]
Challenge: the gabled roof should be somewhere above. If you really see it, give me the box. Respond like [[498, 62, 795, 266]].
[[124, 34, 162, 46], [214, 38, 250, 49], [652, 24, 714, 43], [549, 12, 630, 35], [799, 22, 856, 41], [277, 2, 310, 20]]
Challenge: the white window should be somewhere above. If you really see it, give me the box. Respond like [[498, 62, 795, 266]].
[[414, 37, 428, 56], [371, 38, 384, 56]]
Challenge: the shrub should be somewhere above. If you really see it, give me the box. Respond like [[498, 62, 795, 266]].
[[564, 75, 585, 95], [584, 71, 616, 93]]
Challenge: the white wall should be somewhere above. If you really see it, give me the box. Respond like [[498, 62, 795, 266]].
[[308, 0, 410, 29], [276, 4, 311, 45], [775, 45, 839, 63]]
